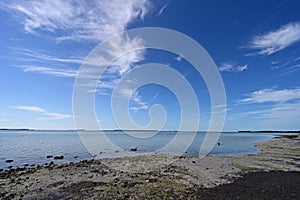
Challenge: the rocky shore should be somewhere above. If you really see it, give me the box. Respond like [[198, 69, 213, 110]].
[[0, 134, 299, 199]]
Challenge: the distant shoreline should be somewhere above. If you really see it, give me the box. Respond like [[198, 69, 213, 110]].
[[238, 130, 300, 133], [1, 128, 300, 133]]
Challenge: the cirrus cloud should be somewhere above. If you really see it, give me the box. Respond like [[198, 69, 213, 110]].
[[248, 22, 300, 55], [11, 106, 46, 112], [1, 0, 151, 42], [239, 88, 300, 104], [11, 105, 71, 120]]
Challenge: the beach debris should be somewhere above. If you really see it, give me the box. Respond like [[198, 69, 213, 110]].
[[5, 159, 13, 163], [53, 156, 64, 160], [46, 155, 53, 158], [130, 147, 138, 151]]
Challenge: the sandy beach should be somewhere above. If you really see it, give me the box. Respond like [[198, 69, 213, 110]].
[[0, 134, 299, 199]]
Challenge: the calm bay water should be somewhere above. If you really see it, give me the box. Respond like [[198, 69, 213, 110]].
[[0, 130, 277, 169]]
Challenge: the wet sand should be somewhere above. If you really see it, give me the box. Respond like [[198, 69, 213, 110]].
[[0, 134, 299, 199]]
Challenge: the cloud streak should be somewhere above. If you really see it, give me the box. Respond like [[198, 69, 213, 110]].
[[23, 66, 78, 78], [156, 3, 168, 16], [130, 91, 149, 111], [219, 63, 247, 72], [12, 48, 84, 64], [11, 105, 71, 120], [37, 112, 72, 121], [239, 88, 300, 104], [248, 22, 300, 55], [11, 106, 46, 112]]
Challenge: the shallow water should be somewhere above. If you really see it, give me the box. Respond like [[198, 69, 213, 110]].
[[0, 130, 277, 169]]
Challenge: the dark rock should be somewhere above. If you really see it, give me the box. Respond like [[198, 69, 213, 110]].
[[74, 156, 78, 159], [5, 159, 13, 163], [130, 147, 138, 151], [121, 181, 134, 188], [54, 156, 64, 160], [148, 178, 158, 183], [114, 178, 119, 182], [23, 164, 29, 167], [46, 155, 53, 159], [101, 170, 107, 176]]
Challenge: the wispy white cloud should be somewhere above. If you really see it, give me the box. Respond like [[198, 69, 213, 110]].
[[104, 35, 145, 75], [156, 3, 168, 16], [279, 63, 300, 75], [130, 91, 149, 111], [37, 112, 72, 121], [110, 82, 149, 112], [271, 60, 279, 65], [12, 48, 83, 64], [235, 100, 300, 129], [1, 0, 151, 43], [23, 66, 77, 78], [239, 88, 300, 104], [219, 63, 247, 72], [254, 101, 300, 119], [75, 35, 146, 95], [11, 106, 46, 112], [270, 60, 291, 70], [11, 105, 71, 120], [248, 22, 300, 55]]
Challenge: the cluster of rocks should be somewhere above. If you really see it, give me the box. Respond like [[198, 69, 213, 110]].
[[3, 155, 66, 170]]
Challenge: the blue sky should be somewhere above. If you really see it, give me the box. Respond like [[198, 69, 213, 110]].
[[0, 0, 300, 131]]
